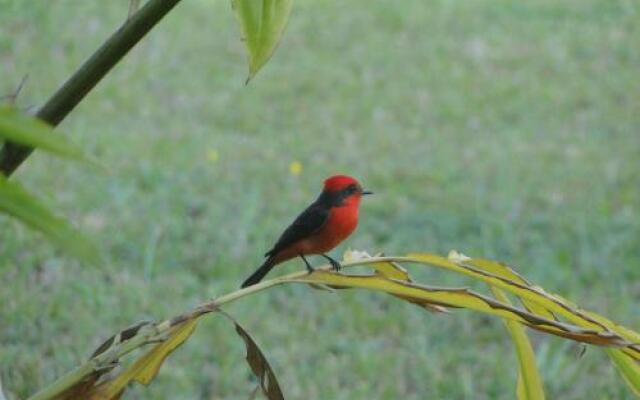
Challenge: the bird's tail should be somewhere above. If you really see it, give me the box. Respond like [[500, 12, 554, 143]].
[[241, 257, 276, 288]]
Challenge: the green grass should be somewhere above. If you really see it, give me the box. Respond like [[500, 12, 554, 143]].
[[1, 0, 639, 398]]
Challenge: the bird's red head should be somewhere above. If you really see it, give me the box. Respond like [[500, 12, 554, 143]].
[[323, 175, 360, 192], [322, 175, 373, 205]]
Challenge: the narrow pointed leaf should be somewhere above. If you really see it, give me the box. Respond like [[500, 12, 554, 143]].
[[370, 261, 449, 313], [220, 313, 284, 400], [411, 253, 555, 319], [371, 261, 411, 281], [132, 319, 199, 385], [606, 349, 640, 396], [51, 376, 102, 400], [492, 287, 545, 400], [0, 175, 97, 263], [89, 318, 199, 399], [406, 253, 640, 352], [516, 372, 526, 400], [292, 271, 639, 358], [453, 253, 556, 321], [0, 106, 86, 160], [231, 0, 293, 81]]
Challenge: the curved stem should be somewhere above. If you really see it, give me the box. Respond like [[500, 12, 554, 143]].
[[25, 254, 640, 399], [25, 268, 314, 400]]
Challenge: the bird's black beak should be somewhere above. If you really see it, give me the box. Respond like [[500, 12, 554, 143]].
[[362, 190, 374, 196]]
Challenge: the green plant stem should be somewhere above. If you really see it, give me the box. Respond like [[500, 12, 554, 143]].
[[21, 256, 523, 400], [27, 259, 365, 400], [0, 0, 183, 176], [26, 255, 640, 399], [25, 269, 310, 400], [491, 287, 545, 399], [27, 364, 95, 400]]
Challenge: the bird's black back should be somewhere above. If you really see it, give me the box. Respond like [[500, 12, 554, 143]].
[[265, 189, 353, 258]]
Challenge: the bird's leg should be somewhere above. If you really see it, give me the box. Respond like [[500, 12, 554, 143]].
[[299, 254, 315, 273], [322, 254, 342, 271]]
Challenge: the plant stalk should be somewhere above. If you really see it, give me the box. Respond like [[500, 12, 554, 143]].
[[0, 0, 183, 176], [29, 259, 403, 399], [27, 255, 640, 399], [25, 269, 311, 400], [28, 257, 378, 400]]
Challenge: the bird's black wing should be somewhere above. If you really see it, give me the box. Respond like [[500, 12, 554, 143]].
[[265, 201, 329, 257]]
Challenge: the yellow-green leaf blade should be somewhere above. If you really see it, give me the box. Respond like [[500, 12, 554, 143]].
[[0, 106, 86, 160], [90, 318, 199, 399], [0, 175, 97, 263], [133, 319, 199, 385], [231, 0, 293, 81], [371, 261, 411, 281], [606, 349, 640, 396], [517, 371, 526, 400], [492, 287, 545, 400], [366, 260, 449, 312], [233, 319, 285, 399], [457, 255, 556, 321], [292, 271, 638, 356], [406, 253, 640, 351]]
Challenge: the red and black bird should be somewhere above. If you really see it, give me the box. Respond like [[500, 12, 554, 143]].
[[241, 175, 372, 288]]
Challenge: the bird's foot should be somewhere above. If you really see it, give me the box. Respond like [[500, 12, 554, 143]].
[[300, 254, 315, 274], [322, 254, 342, 272]]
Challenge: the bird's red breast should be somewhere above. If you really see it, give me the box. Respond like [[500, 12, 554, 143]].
[[322, 203, 360, 246], [270, 201, 360, 264], [306, 203, 360, 253]]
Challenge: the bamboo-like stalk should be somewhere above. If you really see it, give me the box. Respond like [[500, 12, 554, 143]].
[[0, 0, 183, 176]]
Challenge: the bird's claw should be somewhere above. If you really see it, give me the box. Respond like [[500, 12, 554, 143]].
[[300, 254, 315, 274], [321, 254, 342, 272]]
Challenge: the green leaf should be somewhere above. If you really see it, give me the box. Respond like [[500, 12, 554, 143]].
[[293, 269, 640, 358], [231, 0, 293, 82], [0, 175, 97, 263], [492, 287, 545, 400], [131, 320, 199, 386], [89, 318, 199, 400], [0, 106, 87, 160], [229, 316, 285, 400], [458, 254, 557, 321], [83, 310, 285, 400], [406, 253, 640, 355], [607, 349, 640, 397]]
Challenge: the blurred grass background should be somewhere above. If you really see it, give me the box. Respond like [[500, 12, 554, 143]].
[[1, 0, 639, 398]]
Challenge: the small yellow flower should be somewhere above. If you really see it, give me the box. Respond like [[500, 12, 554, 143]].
[[206, 149, 219, 163], [289, 160, 303, 176]]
